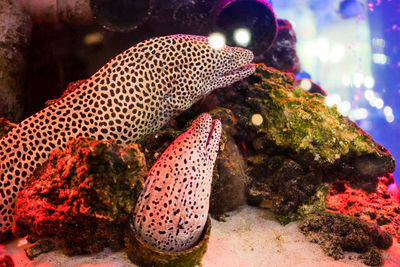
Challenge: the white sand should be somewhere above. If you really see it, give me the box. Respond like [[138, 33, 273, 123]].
[[1, 205, 399, 267]]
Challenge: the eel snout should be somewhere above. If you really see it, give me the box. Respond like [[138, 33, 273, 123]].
[[219, 47, 256, 82]]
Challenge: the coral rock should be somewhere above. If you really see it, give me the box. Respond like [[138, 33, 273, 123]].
[[13, 137, 146, 254], [326, 175, 400, 242]]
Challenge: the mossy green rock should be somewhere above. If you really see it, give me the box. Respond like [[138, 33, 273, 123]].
[[211, 64, 395, 222], [13, 137, 146, 255], [239, 64, 394, 180], [125, 216, 211, 267]]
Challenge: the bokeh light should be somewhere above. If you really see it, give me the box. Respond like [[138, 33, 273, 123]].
[[330, 44, 346, 63], [325, 93, 341, 107], [300, 79, 312, 90], [363, 76, 375, 89], [233, 28, 251, 47], [251, 114, 263, 126], [349, 108, 369, 120], [353, 72, 364, 88], [208, 32, 226, 50], [372, 53, 387, 64], [338, 101, 351, 114], [84, 32, 104, 45]]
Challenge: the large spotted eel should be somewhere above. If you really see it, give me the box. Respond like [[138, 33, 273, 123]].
[[0, 34, 254, 234], [132, 113, 221, 251]]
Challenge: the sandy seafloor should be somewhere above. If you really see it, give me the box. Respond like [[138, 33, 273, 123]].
[[2, 205, 400, 267]]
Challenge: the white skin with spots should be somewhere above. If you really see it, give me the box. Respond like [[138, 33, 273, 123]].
[[133, 113, 221, 252], [0, 34, 254, 234]]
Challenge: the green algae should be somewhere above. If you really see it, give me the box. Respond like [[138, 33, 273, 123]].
[[125, 216, 211, 267], [251, 64, 392, 166]]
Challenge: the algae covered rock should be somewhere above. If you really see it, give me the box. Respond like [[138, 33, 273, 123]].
[[139, 127, 182, 168], [299, 212, 392, 266], [235, 64, 394, 179], [13, 137, 146, 255], [214, 63, 395, 222]]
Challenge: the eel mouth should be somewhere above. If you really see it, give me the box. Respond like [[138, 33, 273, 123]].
[[219, 63, 256, 80]]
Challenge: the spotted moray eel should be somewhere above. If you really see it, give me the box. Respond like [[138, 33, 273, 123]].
[[132, 113, 221, 251], [0, 35, 254, 234]]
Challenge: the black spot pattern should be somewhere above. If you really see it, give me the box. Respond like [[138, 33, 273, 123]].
[[133, 113, 222, 252], [0, 35, 254, 233]]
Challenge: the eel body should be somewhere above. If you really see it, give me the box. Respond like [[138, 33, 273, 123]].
[[132, 113, 221, 251], [0, 34, 254, 233]]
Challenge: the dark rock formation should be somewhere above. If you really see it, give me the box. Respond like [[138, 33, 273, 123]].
[[208, 108, 248, 219], [90, 0, 152, 32], [13, 137, 147, 255], [299, 212, 392, 266], [0, 0, 31, 122], [139, 128, 182, 169]]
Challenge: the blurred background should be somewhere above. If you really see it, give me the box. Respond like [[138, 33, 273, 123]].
[[272, 0, 400, 184]]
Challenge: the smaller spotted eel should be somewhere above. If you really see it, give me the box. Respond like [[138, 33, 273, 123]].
[[132, 113, 221, 251]]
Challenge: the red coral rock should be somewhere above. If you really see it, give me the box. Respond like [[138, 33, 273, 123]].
[[12, 137, 146, 255], [326, 175, 400, 242]]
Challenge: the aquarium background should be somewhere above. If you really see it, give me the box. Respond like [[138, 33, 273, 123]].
[[272, 0, 400, 185]]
